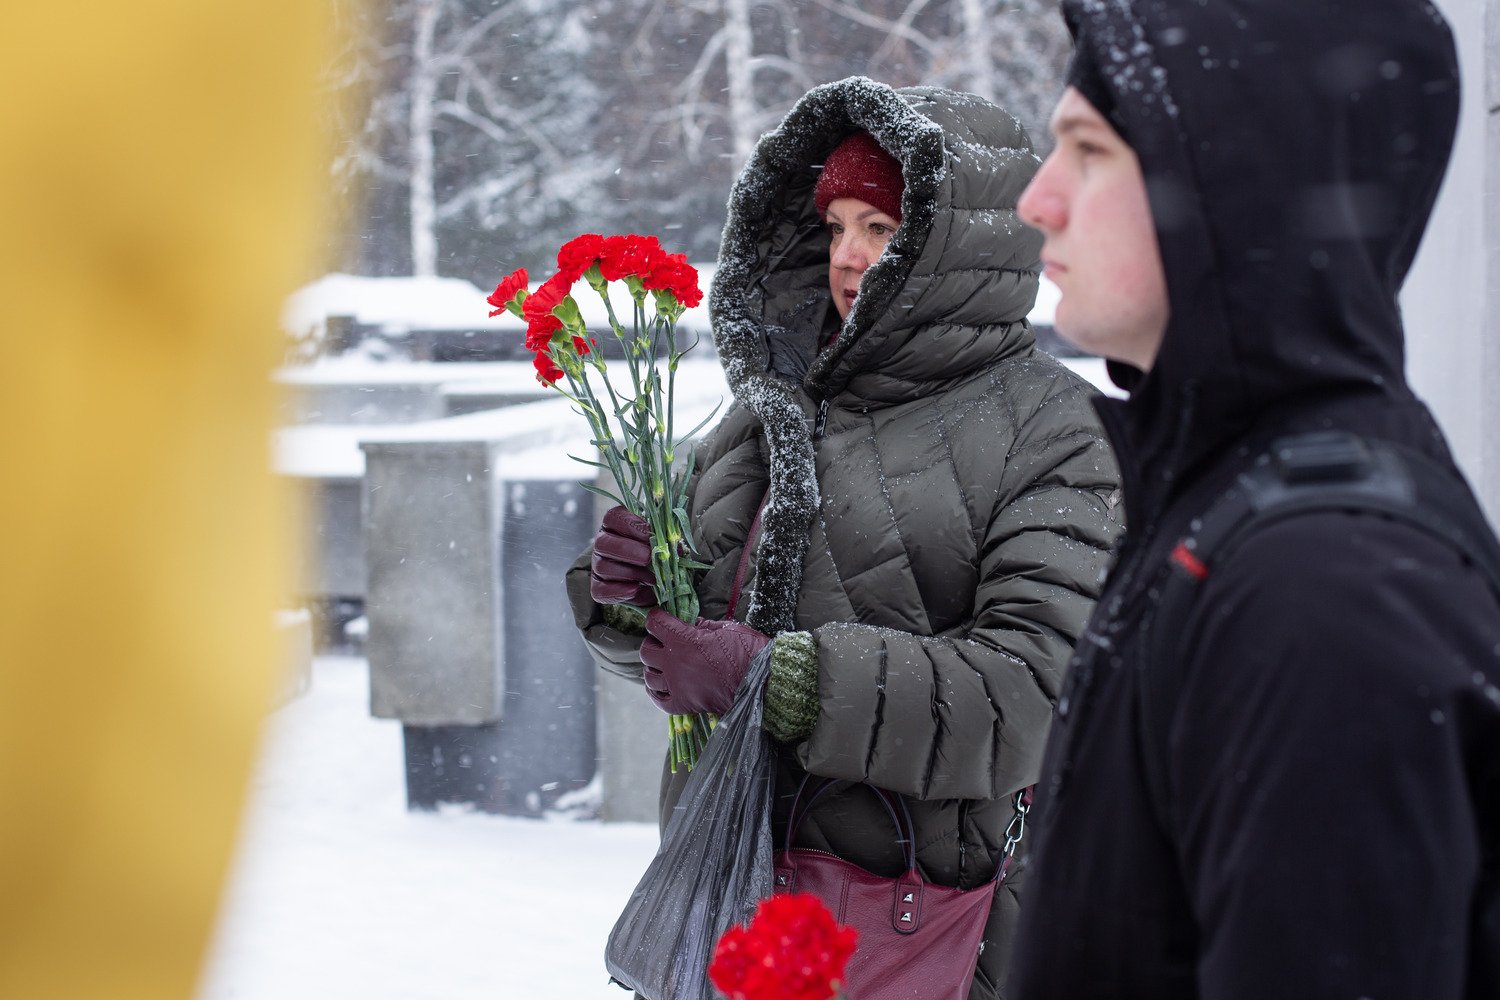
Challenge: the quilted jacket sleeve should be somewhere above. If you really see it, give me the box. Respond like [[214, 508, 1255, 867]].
[[565, 547, 647, 683], [800, 391, 1122, 801]]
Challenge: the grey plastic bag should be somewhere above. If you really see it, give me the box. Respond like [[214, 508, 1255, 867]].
[[604, 644, 777, 1000]]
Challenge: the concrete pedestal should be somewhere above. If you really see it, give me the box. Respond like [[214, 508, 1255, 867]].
[[364, 441, 504, 725], [597, 670, 668, 823], [362, 439, 597, 814]]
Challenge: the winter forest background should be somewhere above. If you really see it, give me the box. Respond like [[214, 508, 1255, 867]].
[[322, 0, 1070, 284]]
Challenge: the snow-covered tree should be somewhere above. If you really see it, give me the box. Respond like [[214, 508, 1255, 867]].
[[806, 0, 1070, 141], [326, 0, 1070, 284], [651, 0, 816, 168], [338, 0, 611, 277]]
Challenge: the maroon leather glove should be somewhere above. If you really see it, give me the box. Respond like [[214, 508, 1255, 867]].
[[640, 608, 771, 715], [590, 506, 657, 606]]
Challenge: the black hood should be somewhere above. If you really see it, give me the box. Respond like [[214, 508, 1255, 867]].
[[1063, 0, 1460, 521]]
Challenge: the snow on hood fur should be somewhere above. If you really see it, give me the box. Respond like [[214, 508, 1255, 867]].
[[1063, 0, 1461, 523], [708, 76, 1043, 634]]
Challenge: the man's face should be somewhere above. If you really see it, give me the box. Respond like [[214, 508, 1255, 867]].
[[826, 197, 899, 320], [1018, 87, 1170, 370]]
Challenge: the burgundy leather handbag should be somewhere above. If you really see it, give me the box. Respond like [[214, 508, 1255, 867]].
[[773, 778, 1030, 1000]]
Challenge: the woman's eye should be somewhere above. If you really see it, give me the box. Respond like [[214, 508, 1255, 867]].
[[869, 224, 890, 237]]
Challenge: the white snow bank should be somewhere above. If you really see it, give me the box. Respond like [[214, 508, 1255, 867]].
[[198, 656, 660, 1000], [272, 359, 732, 479], [275, 356, 540, 386], [282, 270, 717, 339], [282, 274, 513, 336]]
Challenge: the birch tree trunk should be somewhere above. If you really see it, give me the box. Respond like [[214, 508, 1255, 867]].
[[408, 0, 441, 276], [959, 0, 996, 102], [722, 0, 757, 168]]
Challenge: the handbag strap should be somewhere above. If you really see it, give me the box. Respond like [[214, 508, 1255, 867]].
[[784, 775, 916, 872], [996, 785, 1033, 884], [723, 488, 770, 622], [784, 776, 1034, 886]]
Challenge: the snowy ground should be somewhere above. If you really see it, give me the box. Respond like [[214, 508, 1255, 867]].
[[197, 656, 660, 1000]]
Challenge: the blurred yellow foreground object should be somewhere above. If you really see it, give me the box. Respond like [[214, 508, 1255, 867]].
[[0, 4, 328, 998]]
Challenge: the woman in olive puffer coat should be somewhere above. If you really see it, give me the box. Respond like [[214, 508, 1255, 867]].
[[568, 76, 1121, 997]]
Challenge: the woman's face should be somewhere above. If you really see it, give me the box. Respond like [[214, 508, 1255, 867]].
[[826, 197, 898, 319]]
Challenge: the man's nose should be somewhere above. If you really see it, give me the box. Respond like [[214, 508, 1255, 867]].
[[1018, 159, 1064, 234]]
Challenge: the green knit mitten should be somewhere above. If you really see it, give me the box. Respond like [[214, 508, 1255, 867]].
[[763, 631, 819, 744], [602, 603, 648, 635]]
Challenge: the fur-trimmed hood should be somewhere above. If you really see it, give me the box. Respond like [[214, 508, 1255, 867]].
[[707, 76, 1045, 634]]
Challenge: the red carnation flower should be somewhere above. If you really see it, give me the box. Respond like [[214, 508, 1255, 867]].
[[532, 348, 564, 386], [486, 268, 529, 317], [523, 271, 573, 346], [524, 311, 560, 350], [557, 234, 605, 283], [525, 271, 572, 316], [525, 323, 556, 353], [598, 234, 666, 282], [708, 893, 858, 1000], [643, 252, 702, 309]]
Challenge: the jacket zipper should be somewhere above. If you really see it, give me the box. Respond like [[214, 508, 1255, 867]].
[[814, 398, 830, 439]]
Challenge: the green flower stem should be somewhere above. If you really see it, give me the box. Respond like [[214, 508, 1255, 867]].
[[595, 289, 649, 499], [562, 367, 633, 514], [544, 283, 713, 772], [667, 712, 716, 773]]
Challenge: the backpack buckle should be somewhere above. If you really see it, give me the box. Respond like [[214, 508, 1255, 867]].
[[1270, 431, 1373, 484]]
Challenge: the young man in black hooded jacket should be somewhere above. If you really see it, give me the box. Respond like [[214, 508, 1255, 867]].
[[1007, 1, 1500, 997]]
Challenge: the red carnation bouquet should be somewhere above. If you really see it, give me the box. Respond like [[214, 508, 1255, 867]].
[[709, 893, 859, 1000], [488, 234, 718, 771]]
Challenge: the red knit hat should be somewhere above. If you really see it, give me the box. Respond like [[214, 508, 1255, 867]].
[[814, 131, 904, 223]]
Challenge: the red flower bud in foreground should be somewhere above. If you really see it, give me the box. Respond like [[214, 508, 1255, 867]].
[[557, 234, 605, 283], [486, 268, 529, 317], [708, 893, 858, 1000]]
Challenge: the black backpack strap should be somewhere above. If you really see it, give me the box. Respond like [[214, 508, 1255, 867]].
[[1137, 431, 1500, 833]]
